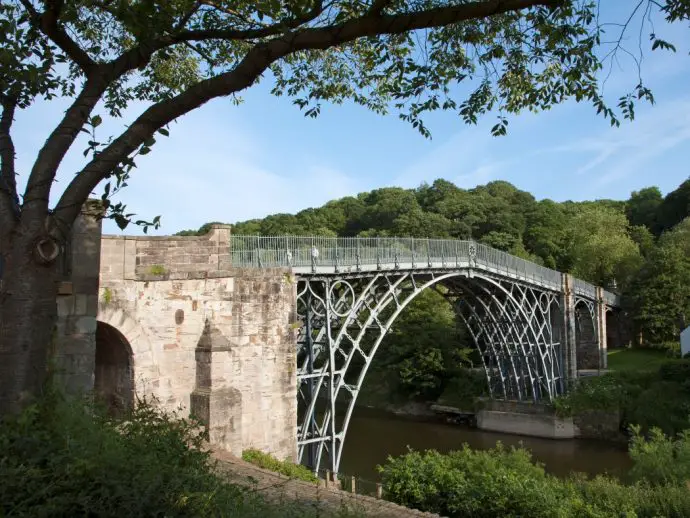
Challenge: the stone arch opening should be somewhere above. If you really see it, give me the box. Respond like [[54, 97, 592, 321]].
[[605, 309, 624, 350], [574, 299, 598, 370], [95, 321, 135, 415]]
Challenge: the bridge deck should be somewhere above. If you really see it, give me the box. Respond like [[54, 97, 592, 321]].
[[229, 235, 620, 306]]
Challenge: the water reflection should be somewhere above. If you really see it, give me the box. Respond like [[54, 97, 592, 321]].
[[339, 407, 632, 481]]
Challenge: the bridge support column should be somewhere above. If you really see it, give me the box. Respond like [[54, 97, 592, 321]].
[[596, 287, 608, 370], [190, 320, 244, 455], [561, 273, 577, 386], [54, 200, 103, 395]]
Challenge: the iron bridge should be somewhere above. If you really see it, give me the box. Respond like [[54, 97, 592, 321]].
[[230, 235, 620, 474]]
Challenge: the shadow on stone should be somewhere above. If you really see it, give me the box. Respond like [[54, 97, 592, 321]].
[[95, 321, 134, 416]]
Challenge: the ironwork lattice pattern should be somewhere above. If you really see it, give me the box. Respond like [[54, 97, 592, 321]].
[[295, 271, 564, 474]]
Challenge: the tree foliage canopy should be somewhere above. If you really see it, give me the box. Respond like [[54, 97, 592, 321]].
[[0, 0, 687, 236]]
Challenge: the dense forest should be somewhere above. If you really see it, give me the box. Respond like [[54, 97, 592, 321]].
[[179, 178, 690, 405]]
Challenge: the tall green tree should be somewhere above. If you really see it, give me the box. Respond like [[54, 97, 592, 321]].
[[656, 178, 690, 235], [0, 0, 687, 414], [629, 218, 690, 344], [567, 206, 642, 288], [626, 187, 663, 232], [382, 289, 471, 400]]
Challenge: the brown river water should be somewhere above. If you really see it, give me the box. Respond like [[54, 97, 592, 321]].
[[338, 407, 632, 482]]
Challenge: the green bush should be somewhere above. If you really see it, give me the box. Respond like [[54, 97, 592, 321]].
[[553, 361, 690, 437], [379, 443, 690, 518], [241, 449, 318, 483], [436, 368, 487, 410], [658, 359, 690, 383], [628, 426, 690, 486], [0, 391, 355, 518], [566, 474, 639, 517], [645, 341, 681, 357], [553, 375, 627, 417], [378, 445, 574, 518], [624, 381, 690, 436]]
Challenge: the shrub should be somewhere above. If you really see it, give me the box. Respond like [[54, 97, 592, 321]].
[[436, 368, 487, 410], [645, 341, 682, 357], [566, 474, 639, 517], [241, 449, 318, 483], [553, 363, 690, 437], [379, 443, 690, 518], [658, 359, 690, 383], [0, 391, 355, 518], [553, 375, 627, 417], [378, 445, 573, 518], [628, 426, 690, 486]]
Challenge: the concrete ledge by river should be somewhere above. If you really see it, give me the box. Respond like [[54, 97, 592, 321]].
[[476, 409, 578, 439]]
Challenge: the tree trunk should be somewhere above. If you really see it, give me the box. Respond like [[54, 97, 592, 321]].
[[0, 225, 60, 416]]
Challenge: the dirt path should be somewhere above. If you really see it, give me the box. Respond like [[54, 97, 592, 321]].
[[211, 448, 443, 518]]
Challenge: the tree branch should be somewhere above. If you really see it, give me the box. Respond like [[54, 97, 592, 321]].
[[52, 0, 555, 228], [0, 97, 19, 234], [171, 0, 326, 42], [22, 76, 108, 222], [367, 0, 392, 16], [19, 0, 96, 73], [175, 1, 202, 31]]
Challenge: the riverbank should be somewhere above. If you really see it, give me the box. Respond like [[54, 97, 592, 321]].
[[211, 447, 442, 518]]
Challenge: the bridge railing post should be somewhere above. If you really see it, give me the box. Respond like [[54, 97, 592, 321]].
[[334, 237, 339, 273], [356, 239, 361, 271], [411, 237, 415, 268]]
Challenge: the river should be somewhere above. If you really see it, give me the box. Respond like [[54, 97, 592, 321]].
[[338, 407, 632, 482]]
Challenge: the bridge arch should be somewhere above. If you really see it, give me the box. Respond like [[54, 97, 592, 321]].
[[574, 298, 598, 370], [295, 270, 563, 472], [96, 304, 160, 408], [95, 321, 134, 414]]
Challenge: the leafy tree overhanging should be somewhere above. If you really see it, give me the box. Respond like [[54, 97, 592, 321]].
[[0, 0, 687, 413]]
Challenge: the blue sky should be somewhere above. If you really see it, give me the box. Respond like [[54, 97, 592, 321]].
[[11, 4, 690, 236]]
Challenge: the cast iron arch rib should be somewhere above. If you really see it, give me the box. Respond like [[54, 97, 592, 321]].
[[295, 270, 564, 473]]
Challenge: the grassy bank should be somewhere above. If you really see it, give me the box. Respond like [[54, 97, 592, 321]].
[[607, 348, 670, 372]]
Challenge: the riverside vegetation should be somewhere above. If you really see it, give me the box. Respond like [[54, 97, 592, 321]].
[[377, 429, 690, 518], [0, 388, 362, 518]]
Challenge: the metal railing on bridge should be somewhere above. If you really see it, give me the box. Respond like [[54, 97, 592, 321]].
[[230, 235, 570, 292]]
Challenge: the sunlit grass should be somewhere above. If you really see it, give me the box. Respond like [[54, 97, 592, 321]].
[[607, 348, 669, 372]]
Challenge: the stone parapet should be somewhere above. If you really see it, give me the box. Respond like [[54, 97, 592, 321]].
[[100, 224, 232, 282]]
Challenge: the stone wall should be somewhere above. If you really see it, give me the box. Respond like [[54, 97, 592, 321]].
[[100, 225, 232, 280], [98, 226, 298, 461], [54, 200, 103, 394]]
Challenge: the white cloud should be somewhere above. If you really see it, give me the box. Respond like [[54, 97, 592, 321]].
[[98, 106, 363, 235], [10, 92, 364, 235], [539, 97, 690, 189]]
